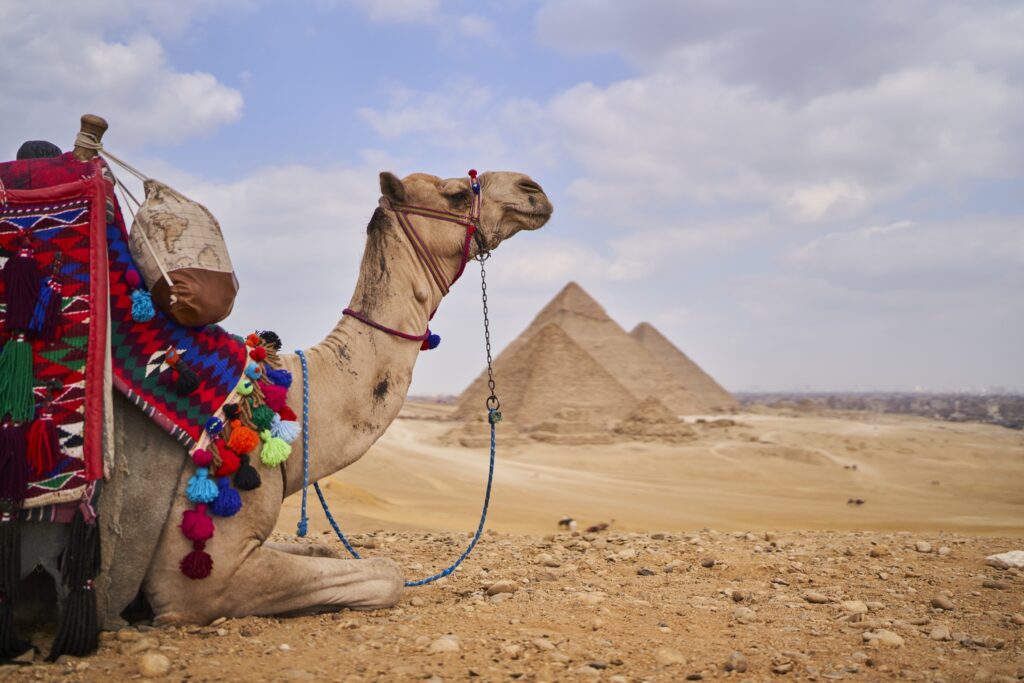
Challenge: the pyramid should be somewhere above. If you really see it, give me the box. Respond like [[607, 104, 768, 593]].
[[629, 322, 738, 411], [612, 397, 697, 443], [457, 282, 709, 422], [457, 322, 640, 427]]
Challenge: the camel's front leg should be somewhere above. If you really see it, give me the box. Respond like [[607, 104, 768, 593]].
[[263, 540, 341, 559], [149, 543, 404, 625]]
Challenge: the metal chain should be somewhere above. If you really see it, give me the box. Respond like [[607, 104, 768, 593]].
[[477, 252, 500, 413]]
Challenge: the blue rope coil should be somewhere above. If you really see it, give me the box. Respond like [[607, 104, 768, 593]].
[[294, 349, 496, 586]]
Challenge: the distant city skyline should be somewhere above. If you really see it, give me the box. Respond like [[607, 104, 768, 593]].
[[2, 1, 1021, 394]]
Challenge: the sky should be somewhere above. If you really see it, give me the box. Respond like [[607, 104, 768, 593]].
[[2, 0, 1022, 394]]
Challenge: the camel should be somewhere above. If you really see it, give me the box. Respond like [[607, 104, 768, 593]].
[[17, 124, 553, 630]]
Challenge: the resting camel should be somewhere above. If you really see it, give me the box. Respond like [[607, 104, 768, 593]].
[[19, 124, 553, 629]]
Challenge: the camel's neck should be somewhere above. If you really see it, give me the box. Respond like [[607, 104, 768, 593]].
[[276, 209, 450, 494]]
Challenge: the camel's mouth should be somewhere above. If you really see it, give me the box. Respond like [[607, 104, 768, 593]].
[[506, 203, 553, 231]]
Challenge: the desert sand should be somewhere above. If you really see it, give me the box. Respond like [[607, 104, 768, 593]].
[[9, 403, 1023, 682]]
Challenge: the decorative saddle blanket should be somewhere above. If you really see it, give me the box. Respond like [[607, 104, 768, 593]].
[[1, 153, 297, 572]]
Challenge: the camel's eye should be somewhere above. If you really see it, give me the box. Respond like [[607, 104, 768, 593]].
[[445, 190, 471, 208]]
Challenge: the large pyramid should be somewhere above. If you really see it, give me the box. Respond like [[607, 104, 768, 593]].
[[456, 282, 723, 426], [629, 322, 738, 411]]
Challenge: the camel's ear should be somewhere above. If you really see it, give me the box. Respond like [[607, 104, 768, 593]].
[[379, 172, 407, 203]]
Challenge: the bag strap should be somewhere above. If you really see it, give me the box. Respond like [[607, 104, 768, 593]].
[[75, 131, 175, 291]]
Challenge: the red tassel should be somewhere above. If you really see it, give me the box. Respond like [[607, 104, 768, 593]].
[[259, 382, 288, 412], [180, 504, 214, 541], [278, 405, 297, 422], [213, 445, 240, 477], [179, 540, 213, 579], [27, 414, 60, 477], [1, 244, 40, 330]]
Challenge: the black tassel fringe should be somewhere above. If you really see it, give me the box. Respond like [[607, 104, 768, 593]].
[[46, 510, 99, 661]]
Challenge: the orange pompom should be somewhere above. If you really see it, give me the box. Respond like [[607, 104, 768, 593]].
[[227, 419, 260, 454]]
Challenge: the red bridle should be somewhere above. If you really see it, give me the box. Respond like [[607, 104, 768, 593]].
[[343, 170, 485, 349]]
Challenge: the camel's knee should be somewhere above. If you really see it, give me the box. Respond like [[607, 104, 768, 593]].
[[362, 558, 404, 609]]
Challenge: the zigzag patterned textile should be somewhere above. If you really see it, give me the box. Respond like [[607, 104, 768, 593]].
[[0, 170, 109, 507], [0, 154, 248, 488]]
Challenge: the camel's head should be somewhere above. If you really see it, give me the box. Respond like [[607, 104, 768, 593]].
[[378, 170, 553, 259]]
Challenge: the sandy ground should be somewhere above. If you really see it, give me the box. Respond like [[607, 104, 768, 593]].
[[278, 404, 1024, 537], [8, 405, 1024, 681]]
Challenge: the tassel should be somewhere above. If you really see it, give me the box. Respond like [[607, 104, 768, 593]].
[[259, 382, 288, 413], [259, 430, 291, 467], [209, 478, 242, 517], [244, 361, 264, 382], [0, 423, 29, 502], [172, 362, 200, 396], [249, 346, 267, 363], [47, 509, 100, 660], [270, 414, 300, 444], [28, 278, 62, 340], [186, 467, 218, 504], [258, 330, 282, 351], [2, 244, 40, 330], [0, 336, 35, 424], [227, 420, 259, 454], [180, 540, 213, 580], [130, 289, 155, 322], [233, 454, 261, 491], [250, 405, 276, 432], [265, 367, 292, 388], [180, 503, 214, 541], [27, 412, 60, 477], [278, 405, 297, 422], [213, 445, 240, 477], [191, 448, 213, 467], [205, 416, 224, 437], [222, 403, 240, 421], [0, 506, 30, 659], [420, 332, 441, 351]]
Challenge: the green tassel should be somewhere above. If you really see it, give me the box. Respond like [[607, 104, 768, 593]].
[[259, 430, 291, 467], [0, 337, 34, 424]]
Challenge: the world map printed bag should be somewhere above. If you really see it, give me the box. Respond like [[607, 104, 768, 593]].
[[106, 154, 239, 327]]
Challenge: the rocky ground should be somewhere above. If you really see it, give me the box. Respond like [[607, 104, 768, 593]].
[[10, 530, 1024, 682]]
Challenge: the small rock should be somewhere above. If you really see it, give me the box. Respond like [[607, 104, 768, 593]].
[[588, 661, 608, 670], [863, 629, 904, 648], [841, 600, 868, 614], [982, 580, 1009, 590], [137, 652, 172, 678], [731, 590, 745, 602], [915, 541, 932, 553], [117, 629, 142, 642], [733, 606, 758, 624], [654, 647, 687, 666], [700, 558, 716, 568], [410, 596, 426, 607], [533, 638, 555, 651], [1010, 613, 1024, 625], [724, 651, 748, 673], [591, 617, 605, 630], [637, 567, 656, 576], [985, 551, 1024, 569], [929, 625, 951, 641], [486, 580, 517, 596], [428, 636, 460, 654], [121, 638, 160, 656], [804, 591, 831, 604], [931, 596, 955, 611], [772, 661, 794, 674], [278, 643, 292, 651], [938, 546, 951, 556], [869, 545, 889, 557]]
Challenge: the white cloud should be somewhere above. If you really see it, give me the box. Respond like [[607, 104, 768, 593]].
[[344, 0, 440, 24], [0, 2, 243, 155]]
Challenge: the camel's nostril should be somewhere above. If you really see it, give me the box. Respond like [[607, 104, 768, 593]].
[[518, 180, 543, 194]]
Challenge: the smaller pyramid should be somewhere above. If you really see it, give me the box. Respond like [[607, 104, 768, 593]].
[[629, 323, 738, 411], [460, 322, 640, 427], [612, 397, 696, 443]]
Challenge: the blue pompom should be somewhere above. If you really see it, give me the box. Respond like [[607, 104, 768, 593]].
[[244, 361, 264, 381], [131, 289, 155, 322], [210, 477, 242, 517], [426, 333, 441, 350], [186, 467, 218, 503], [205, 416, 224, 436], [270, 414, 300, 444], [265, 367, 293, 388]]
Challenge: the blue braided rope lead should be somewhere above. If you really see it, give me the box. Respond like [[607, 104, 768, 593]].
[[294, 348, 497, 587]]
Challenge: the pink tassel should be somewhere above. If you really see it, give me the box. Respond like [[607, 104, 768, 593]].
[[180, 504, 215, 541], [259, 382, 288, 413]]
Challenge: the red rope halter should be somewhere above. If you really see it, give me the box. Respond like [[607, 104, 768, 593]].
[[343, 170, 483, 348]]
